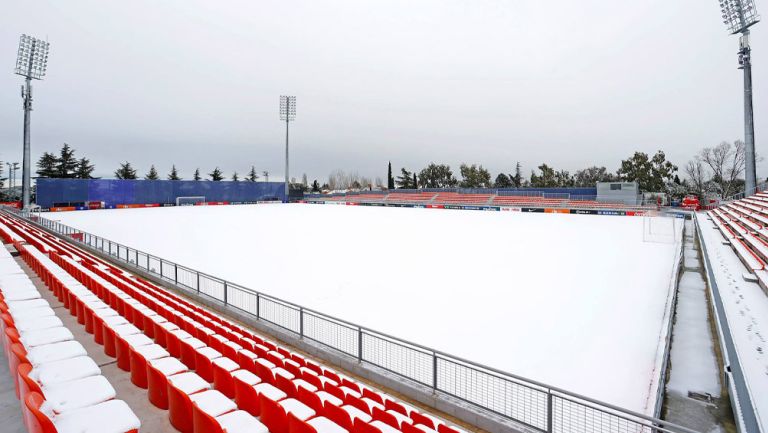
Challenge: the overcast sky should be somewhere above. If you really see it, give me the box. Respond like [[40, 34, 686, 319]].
[[0, 0, 765, 183]]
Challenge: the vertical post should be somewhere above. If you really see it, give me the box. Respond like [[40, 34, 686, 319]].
[[432, 353, 438, 390], [547, 392, 553, 433], [741, 31, 757, 196], [223, 281, 228, 305], [285, 114, 290, 201], [174, 264, 178, 285], [256, 293, 260, 318], [196, 272, 200, 293], [21, 78, 31, 209], [135, 250, 138, 266], [299, 307, 304, 337], [357, 327, 363, 362]]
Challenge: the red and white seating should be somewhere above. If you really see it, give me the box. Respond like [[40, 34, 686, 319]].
[[0, 211, 468, 433]]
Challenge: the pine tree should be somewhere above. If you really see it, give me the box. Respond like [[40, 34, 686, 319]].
[[396, 168, 412, 189], [209, 167, 224, 181], [36, 152, 58, 178], [114, 162, 137, 179], [387, 162, 395, 189], [168, 165, 181, 180], [55, 143, 79, 178], [311, 180, 320, 192], [193, 168, 201, 181], [75, 157, 95, 179], [145, 165, 159, 180], [512, 162, 523, 188], [247, 166, 259, 182], [232, 172, 239, 182], [412, 173, 418, 189]]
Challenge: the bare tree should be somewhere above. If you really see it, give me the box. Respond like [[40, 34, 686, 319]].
[[685, 158, 707, 198], [700, 141, 745, 198]]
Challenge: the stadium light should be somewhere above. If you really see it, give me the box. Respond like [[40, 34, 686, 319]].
[[718, 0, 760, 196], [14, 34, 50, 209], [280, 95, 296, 201]]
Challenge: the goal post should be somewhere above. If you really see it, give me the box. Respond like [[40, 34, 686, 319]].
[[175, 196, 205, 206]]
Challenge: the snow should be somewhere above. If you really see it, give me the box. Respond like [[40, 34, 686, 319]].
[[666, 270, 720, 395], [20, 326, 74, 348], [189, 389, 237, 416], [30, 355, 101, 386], [13, 315, 63, 333], [52, 204, 682, 414], [697, 213, 768, 431], [42, 375, 117, 414], [217, 410, 269, 433], [26, 340, 87, 366], [51, 399, 141, 433], [149, 356, 188, 376], [167, 371, 211, 394], [280, 398, 317, 420]]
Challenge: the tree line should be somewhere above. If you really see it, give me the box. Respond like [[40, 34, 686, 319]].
[[35, 143, 273, 183], [382, 150, 678, 192]]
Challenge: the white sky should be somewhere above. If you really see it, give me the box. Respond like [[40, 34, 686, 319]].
[[0, 0, 765, 183]]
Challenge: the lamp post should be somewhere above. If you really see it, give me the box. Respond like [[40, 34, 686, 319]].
[[14, 34, 50, 209], [280, 95, 296, 202], [718, 0, 760, 195]]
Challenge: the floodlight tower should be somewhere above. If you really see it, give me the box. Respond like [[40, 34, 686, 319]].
[[279, 95, 296, 201], [719, 0, 760, 195], [14, 34, 50, 209]]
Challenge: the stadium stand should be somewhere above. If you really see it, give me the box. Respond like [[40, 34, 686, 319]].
[[308, 190, 656, 211], [708, 191, 768, 289], [0, 212, 466, 433], [0, 228, 141, 432]]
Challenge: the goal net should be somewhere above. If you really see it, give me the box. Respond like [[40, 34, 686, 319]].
[[176, 196, 205, 206]]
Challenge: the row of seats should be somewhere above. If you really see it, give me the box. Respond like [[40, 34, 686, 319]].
[[0, 212, 466, 433], [708, 195, 768, 288], [0, 232, 141, 433]]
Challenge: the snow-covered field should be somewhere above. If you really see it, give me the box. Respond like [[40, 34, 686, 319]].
[[52, 204, 682, 414]]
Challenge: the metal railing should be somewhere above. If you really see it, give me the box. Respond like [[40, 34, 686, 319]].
[[6, 207, 699, 433]]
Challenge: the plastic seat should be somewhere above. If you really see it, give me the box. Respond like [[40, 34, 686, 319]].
[[308, 416, 350, 433], [190, 389, 237, 433], [325, 401, 355, 431], [195, 408, 269, 433], [373, 407, 400, 429], [233, 369, 262, 415], [129, 343, 169, 388], [146, 357, 188, 409], [260, 393, 290, 433], [194, 346, 222, 382], [237, 349, 258, 373], [212, 357, 241, 398], [410, 411, 436, 430], [168, 372, 213, 432], [115, 332, 153, 371], [354, 418, 384, 433], [179, 337, 206, 369], [24, 392, 140, 433]]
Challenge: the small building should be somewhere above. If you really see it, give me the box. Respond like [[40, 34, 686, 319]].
[[596, 181, 641, 205]]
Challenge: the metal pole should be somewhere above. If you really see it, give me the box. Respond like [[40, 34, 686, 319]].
[[285, 114, 290, 201], [21, 75, 33, 209], [741, 31, 757, 195]]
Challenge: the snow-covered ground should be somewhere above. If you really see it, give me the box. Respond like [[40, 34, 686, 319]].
[[697, 213, 768, 432], [52, 204, 682, 414]]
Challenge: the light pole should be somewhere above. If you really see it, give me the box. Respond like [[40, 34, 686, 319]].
[[14, 34, 50, 209], [280, 95, 296, 202], [718, 0, 760, 195]]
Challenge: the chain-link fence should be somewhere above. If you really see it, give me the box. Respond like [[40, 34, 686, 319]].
[[9, 208, 698, 433]]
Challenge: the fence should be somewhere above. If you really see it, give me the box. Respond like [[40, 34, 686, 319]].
[[35, 178, 287, 208], [8, 207, 698, 433]]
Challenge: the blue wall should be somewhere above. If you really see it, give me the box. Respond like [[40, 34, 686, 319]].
[[36, 178, 286, 208]]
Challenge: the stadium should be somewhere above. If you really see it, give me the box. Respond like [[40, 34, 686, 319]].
[[0, 2, 766, 433]]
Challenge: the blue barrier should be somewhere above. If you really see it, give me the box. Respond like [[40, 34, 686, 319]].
[[36, 178, 287, 208]]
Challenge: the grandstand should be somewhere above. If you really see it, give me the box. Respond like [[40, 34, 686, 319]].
[[305, 189, 657, 212], [697, 192, 768, 432], [0, 210, 489, 433]]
